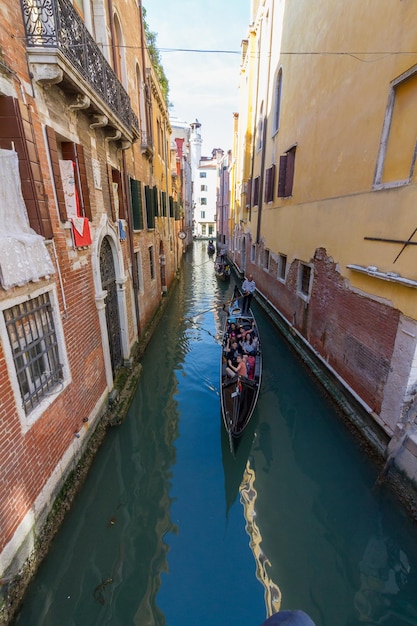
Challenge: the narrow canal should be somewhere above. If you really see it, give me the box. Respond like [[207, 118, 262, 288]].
[[13, 242, 417, 626]]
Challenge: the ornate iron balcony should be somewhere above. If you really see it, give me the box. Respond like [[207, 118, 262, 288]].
[[20, 0, 139, 136]]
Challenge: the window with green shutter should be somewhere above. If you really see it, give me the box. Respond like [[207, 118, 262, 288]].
[[130, 178, 144, 230], [145, 185, 155, 229], [161, 190, 167, 216]]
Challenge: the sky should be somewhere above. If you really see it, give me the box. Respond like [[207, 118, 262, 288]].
[[143, 0, 251, 154]]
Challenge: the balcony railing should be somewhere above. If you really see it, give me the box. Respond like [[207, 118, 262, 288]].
[[20, 0, 139, 136]]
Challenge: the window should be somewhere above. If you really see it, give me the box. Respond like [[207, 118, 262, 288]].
[[251, 244, 256, 263], [264, 165, 276, 203], [4, 292, 63, 415], [200, 185, 207, 191], [130, 178, 144, 230], [200, 211, 205, 219], [264, 249, 270, 270], [374, 67, 417, 188], [149, 245, 155, 279], [252, 176, 260, 207], [199, 172, 207, 178], [202, 224, 207, 236], [272, 68, 283, 135], [278, 146, 296, 198], [0, 96, 52, 238], [161, 190, 167, 217], [278, 254, 287, 281], [144, 185, 156, 228], [46, 127, 92, 222], [200, 198, 207, 205], [298, 263, 312, 299]]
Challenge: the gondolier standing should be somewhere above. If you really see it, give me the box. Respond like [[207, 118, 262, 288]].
[[242, 274, 256, 314]]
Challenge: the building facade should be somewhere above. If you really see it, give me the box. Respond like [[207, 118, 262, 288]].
[[232, 0, 417, 479], [190, 120, 220, 240], [0, 0, 180, 592], [170, 115, 193, 250]]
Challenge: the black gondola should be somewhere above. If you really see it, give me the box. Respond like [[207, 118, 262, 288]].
[[220, 286, 262, 447], [207, 239, 215, 255], [214, 255, 231, 280]]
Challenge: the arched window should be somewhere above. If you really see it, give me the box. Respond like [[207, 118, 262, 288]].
[[113, 13, 127, 87], [273, 67, 283, 135], [136, 63, 146, 132]]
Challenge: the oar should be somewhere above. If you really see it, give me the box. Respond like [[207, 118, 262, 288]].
[[184, 296, 235, 321]]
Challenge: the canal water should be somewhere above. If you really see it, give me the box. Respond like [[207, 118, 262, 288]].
[[13, 242, 417, 626]]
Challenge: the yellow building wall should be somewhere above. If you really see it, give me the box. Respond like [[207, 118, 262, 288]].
[[250, 0, 417, 318]]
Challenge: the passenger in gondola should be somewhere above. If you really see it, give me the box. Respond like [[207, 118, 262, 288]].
[[226, 353, 248, 378], [246, 354, 256, 379], [240, 332, 256, 355], [226, 321, 238, 341], [225, 339, 242, 366]]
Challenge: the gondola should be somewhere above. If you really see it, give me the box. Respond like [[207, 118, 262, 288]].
[[207, 239, 215, 255], [214, 255, 231, 281], [220, 286, 262, 448]]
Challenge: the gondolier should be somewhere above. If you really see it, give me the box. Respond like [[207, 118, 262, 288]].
[[242, 274, 256, 314]]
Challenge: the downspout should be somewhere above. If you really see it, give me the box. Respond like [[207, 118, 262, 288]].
[[256, 2, 275, 244]]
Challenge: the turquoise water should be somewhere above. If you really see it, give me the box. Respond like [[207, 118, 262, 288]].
[[13, 242, 417, 625]]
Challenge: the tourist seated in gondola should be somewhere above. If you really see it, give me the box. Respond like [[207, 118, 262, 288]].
[[246, 354, 256, 379], [240, 332, 256, 355], [226, 353, 248, 378], [225, 321, 238, 342], [224, 338, 243, 366]]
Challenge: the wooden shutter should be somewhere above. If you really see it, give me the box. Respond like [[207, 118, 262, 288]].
[[45, 125, 67, 222], [253, 176, 260, 207], [107, 164, 117, 221], [74, 144, 92, 221], [130, 178, 144, 230], [264, 164, 275, 203], [278, 154, 288, 198], [285, 148, 296, 197], [0, 96, 53, 238], [161, 190, 167, 216], [112, 169, 125, 220], [145, 185, 154, 228], [278, 148, 296, 198], [61, 141, 92, 220], [153, 186, 159, 217], [246, 178, 252, 208]]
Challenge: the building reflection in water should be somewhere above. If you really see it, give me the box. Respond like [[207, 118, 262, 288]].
[[239, 459, 282, 619]]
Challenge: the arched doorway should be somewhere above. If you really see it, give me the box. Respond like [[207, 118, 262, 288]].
[[100, 236, 122, 373]]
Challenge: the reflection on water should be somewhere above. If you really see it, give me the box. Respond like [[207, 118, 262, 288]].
[[240, 459, 282, 618]]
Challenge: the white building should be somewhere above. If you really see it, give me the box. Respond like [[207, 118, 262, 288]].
[[190, 120, 222, 240]]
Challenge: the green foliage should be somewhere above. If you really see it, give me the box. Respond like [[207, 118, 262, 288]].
[[142, 7, 170, 107]]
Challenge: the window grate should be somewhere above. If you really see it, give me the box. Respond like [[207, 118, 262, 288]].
[[4, 293, 62, 414]]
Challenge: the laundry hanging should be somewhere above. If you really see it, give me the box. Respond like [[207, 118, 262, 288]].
[[59, 158, 92, 247], [0, 149, 55, 290]]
